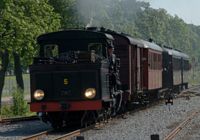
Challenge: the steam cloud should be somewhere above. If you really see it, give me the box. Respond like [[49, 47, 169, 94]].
[[76, 0, 149, 31], [76, 0, 112, 28]]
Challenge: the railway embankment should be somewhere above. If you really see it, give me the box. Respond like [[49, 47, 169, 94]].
[[82, 91, 200, 140]]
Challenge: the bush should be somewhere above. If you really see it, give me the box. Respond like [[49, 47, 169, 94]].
[[1, 105, 13, 118], [11, 88, 29, 116], [0, 88, 29, 118]]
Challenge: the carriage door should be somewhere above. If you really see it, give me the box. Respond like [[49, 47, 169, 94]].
[[136, 47, 142, 91]]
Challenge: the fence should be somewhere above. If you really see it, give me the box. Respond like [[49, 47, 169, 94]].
[[2, 74, 30, 96]]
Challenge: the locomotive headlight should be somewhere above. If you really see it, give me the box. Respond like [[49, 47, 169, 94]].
[[84, 88, 96, 99], [34, 89, 45, 100]]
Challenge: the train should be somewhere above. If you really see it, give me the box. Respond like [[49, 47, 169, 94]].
[[29, 27, 190, 128]]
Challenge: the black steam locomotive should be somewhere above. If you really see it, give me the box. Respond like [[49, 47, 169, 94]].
[[30, 27, 190, 128]]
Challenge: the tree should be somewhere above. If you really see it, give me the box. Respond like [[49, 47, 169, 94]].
[[0, 0, 61, 107], [49, 0, 80, 29], [0, 51, 9, 109], [0, 0, 10, 110]]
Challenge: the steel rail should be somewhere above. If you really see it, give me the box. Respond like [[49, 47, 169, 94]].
[[54, 124, 95, 140], [22, 130, 52, 140], [163, 110, 199, 140], [22, 124, 95, 140], [0, 115, 39, 124], [54, 129, 81, 140], [180, 85, 200, 94]]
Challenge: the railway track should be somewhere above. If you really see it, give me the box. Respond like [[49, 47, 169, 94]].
[[22, 129, 51, 140], [180, 84, 200, 95], [175, 85, 200, 101], [10, 96, 163, 139], [0, 115, 39, 124], [164, 110, 199, 140], [162, 86, 200, 140], [22, 124, 95, 140]]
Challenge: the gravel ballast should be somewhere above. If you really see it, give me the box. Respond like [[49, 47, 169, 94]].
[[1, 95, 200, 140], [82, 96, 200, 140]]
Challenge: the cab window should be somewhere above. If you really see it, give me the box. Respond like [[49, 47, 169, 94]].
[[44, 44, 58, 58], [88, 43, 102, 55]]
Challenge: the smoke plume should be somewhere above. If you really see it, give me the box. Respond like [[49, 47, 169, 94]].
[[75, 0, 149, 32]]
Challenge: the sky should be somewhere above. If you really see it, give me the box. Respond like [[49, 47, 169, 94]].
[[146, 0, 200, 25]]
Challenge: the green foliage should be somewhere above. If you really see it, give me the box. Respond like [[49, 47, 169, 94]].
[[0, 88, 29, 117], [11, 88, 28, 116], [49, 0, 79, 29], [0, 0, 61, 66], [0, 0, 61, 100], [135, 7, 199, 61], [1, 105, 13, 118]]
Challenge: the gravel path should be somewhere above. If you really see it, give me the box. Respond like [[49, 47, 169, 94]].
[[82, 95, 200, 140], [0, 120, 51, 140]]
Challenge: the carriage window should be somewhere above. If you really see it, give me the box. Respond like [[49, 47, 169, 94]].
[[88, 43, 103, 56], [44, 44, 59, 57]]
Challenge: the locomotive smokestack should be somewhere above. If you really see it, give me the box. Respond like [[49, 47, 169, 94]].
[[86, 17, 93, 28], [149, 38, 153, 42]]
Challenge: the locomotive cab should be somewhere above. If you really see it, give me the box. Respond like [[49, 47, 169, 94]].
[[29, 30, 121, 128]]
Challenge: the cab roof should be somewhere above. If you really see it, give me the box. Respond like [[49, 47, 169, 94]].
[[37, 30, 114, 44]]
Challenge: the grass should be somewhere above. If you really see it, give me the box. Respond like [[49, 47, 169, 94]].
[[1, 104, 36, 119], [1, 88, 35, 119], [1, 74, 33, 118], [2, 74, 30, 97]]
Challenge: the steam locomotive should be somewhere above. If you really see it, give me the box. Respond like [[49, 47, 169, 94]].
[[29, 27, 190, 128]]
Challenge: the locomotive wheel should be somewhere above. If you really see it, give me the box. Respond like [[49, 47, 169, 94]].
[[51, 120, 63, 129], [81, 111, 97, 127], [48, 112, 64, 129]]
